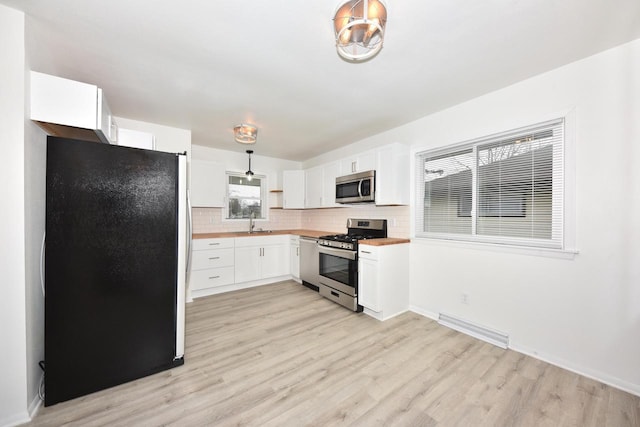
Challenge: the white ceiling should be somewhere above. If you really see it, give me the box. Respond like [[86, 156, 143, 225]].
[[3, 0, 639, 161]]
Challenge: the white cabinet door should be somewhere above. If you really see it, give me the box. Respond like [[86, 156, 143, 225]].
[[322, 161, 341, 207], [290, 239, 300, 279], [305, 166, 323, 208], [341, 151, 376, 174], [191, 159, 226, 207], [283, 170, 305, 209], [375, 143, 410, 206], [234, 246, 262, 283], [262, 244, 290, 279], [358, 257, 380, 312]]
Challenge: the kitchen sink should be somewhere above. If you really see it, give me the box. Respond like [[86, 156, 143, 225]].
[[246, 229, 274, 234]]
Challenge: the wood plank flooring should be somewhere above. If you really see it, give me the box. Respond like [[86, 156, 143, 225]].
[[26, 280, 640, 426]]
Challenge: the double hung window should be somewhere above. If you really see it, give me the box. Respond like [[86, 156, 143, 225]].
[[415, 119, 564, 249]]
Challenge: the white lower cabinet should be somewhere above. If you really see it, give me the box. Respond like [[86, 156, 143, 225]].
[[234, 235, 290, 283], [358, 243, 409, 320], [190, 238, 235, 293]]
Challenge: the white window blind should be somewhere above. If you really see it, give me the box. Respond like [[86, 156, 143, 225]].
[[416, 118, 565, 249]]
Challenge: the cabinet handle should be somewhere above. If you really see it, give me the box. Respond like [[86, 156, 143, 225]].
[[209, 242, 220, 246], [208, 256, 220, 260], [208, 275, 220, 279], [296, 247, 299, 256], [361, 250, 372, 254]]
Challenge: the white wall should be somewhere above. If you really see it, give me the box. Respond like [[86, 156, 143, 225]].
[[395, 40, 638, 394], [0, 4, 29, 426], [191, 144, 302, 191], [23, 54, 47, 419]]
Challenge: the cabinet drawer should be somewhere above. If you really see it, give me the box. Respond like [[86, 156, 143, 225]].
[[358, 245, 378, 260], [193, 238, 234, 251], [191, 248, 234, 270], [189, 266, 234, 291]]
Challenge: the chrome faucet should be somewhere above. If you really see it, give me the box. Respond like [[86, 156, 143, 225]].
[[249, 212, 255, 233]]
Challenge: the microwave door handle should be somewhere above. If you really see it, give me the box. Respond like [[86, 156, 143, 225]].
[[358, 179, 363, 199]]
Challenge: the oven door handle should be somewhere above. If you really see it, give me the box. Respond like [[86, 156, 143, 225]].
[[318, 245, 357, 261]]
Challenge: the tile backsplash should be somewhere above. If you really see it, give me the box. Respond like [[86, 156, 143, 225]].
[[192, 205, 410, 238]]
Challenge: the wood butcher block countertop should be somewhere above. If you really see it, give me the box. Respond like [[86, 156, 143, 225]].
[[193, 229, 337, 239], [193, 230, 410, 245], [359, 238, 411, 246]]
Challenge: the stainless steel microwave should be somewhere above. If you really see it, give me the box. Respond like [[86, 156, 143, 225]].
[[335, 170, 375, 204]]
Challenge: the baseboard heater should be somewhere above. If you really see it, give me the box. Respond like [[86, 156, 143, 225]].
[[438, 313, 509, 349]]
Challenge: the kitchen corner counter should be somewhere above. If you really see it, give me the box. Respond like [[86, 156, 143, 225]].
[[193, 229, 338, 239], [360, 238, 411, 246]]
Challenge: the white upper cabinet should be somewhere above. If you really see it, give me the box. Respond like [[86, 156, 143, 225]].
[[374, 142, 410, 206], [305, 166, 323, 208], [30, 71, 117, 144], [340, 151, 376, 174], [322, 161, 341, 208], [191, 159, 226, 207], [283, 170, 305, 209]]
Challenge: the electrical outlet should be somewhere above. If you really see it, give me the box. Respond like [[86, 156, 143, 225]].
[[461, 293, 469, 304]]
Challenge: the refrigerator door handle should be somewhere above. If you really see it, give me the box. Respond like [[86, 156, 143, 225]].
[[40, 232, 46, 297], [186, 189, 193, 279]]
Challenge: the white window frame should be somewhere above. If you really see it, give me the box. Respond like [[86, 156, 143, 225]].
[[225, 171, 268, 220], [414, 115, 577, 255]]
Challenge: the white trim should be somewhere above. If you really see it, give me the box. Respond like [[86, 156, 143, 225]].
[[363, 307, 409, 321], [190, 275, 293, 299], [408, 305, 439, 321], [411, 237, 578, 260], [27, 375, 42, 418]]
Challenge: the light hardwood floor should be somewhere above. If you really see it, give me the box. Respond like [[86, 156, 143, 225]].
[[27, 280, 639, 426]]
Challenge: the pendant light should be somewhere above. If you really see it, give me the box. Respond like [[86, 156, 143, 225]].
[[245, 150, 254, 181], [333, 0, 387, 61]]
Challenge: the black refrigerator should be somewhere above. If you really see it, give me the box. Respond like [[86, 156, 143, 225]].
[[44, 136, 187, 406]]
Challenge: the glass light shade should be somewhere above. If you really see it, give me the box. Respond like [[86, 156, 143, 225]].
[[234, 124, 258, 144], [334, 0, 387, 61]]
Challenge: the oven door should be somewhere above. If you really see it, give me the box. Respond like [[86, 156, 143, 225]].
[[318, 245, 358, 296]]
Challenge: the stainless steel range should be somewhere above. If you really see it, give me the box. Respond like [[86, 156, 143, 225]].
[[317, 219, 387, 311]]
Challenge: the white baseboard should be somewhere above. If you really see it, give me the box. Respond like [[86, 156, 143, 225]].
[[0, 411, 30, 427], [511, 342, 640, 398], [27, 388, 42, 419], [409, 304, 439, 321], [191, 275, 293, 299]]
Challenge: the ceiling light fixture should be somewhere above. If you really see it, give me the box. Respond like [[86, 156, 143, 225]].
[[245, 150, 255, 181], [333, 0, 387, 61], [234, 123, 258, 144]]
